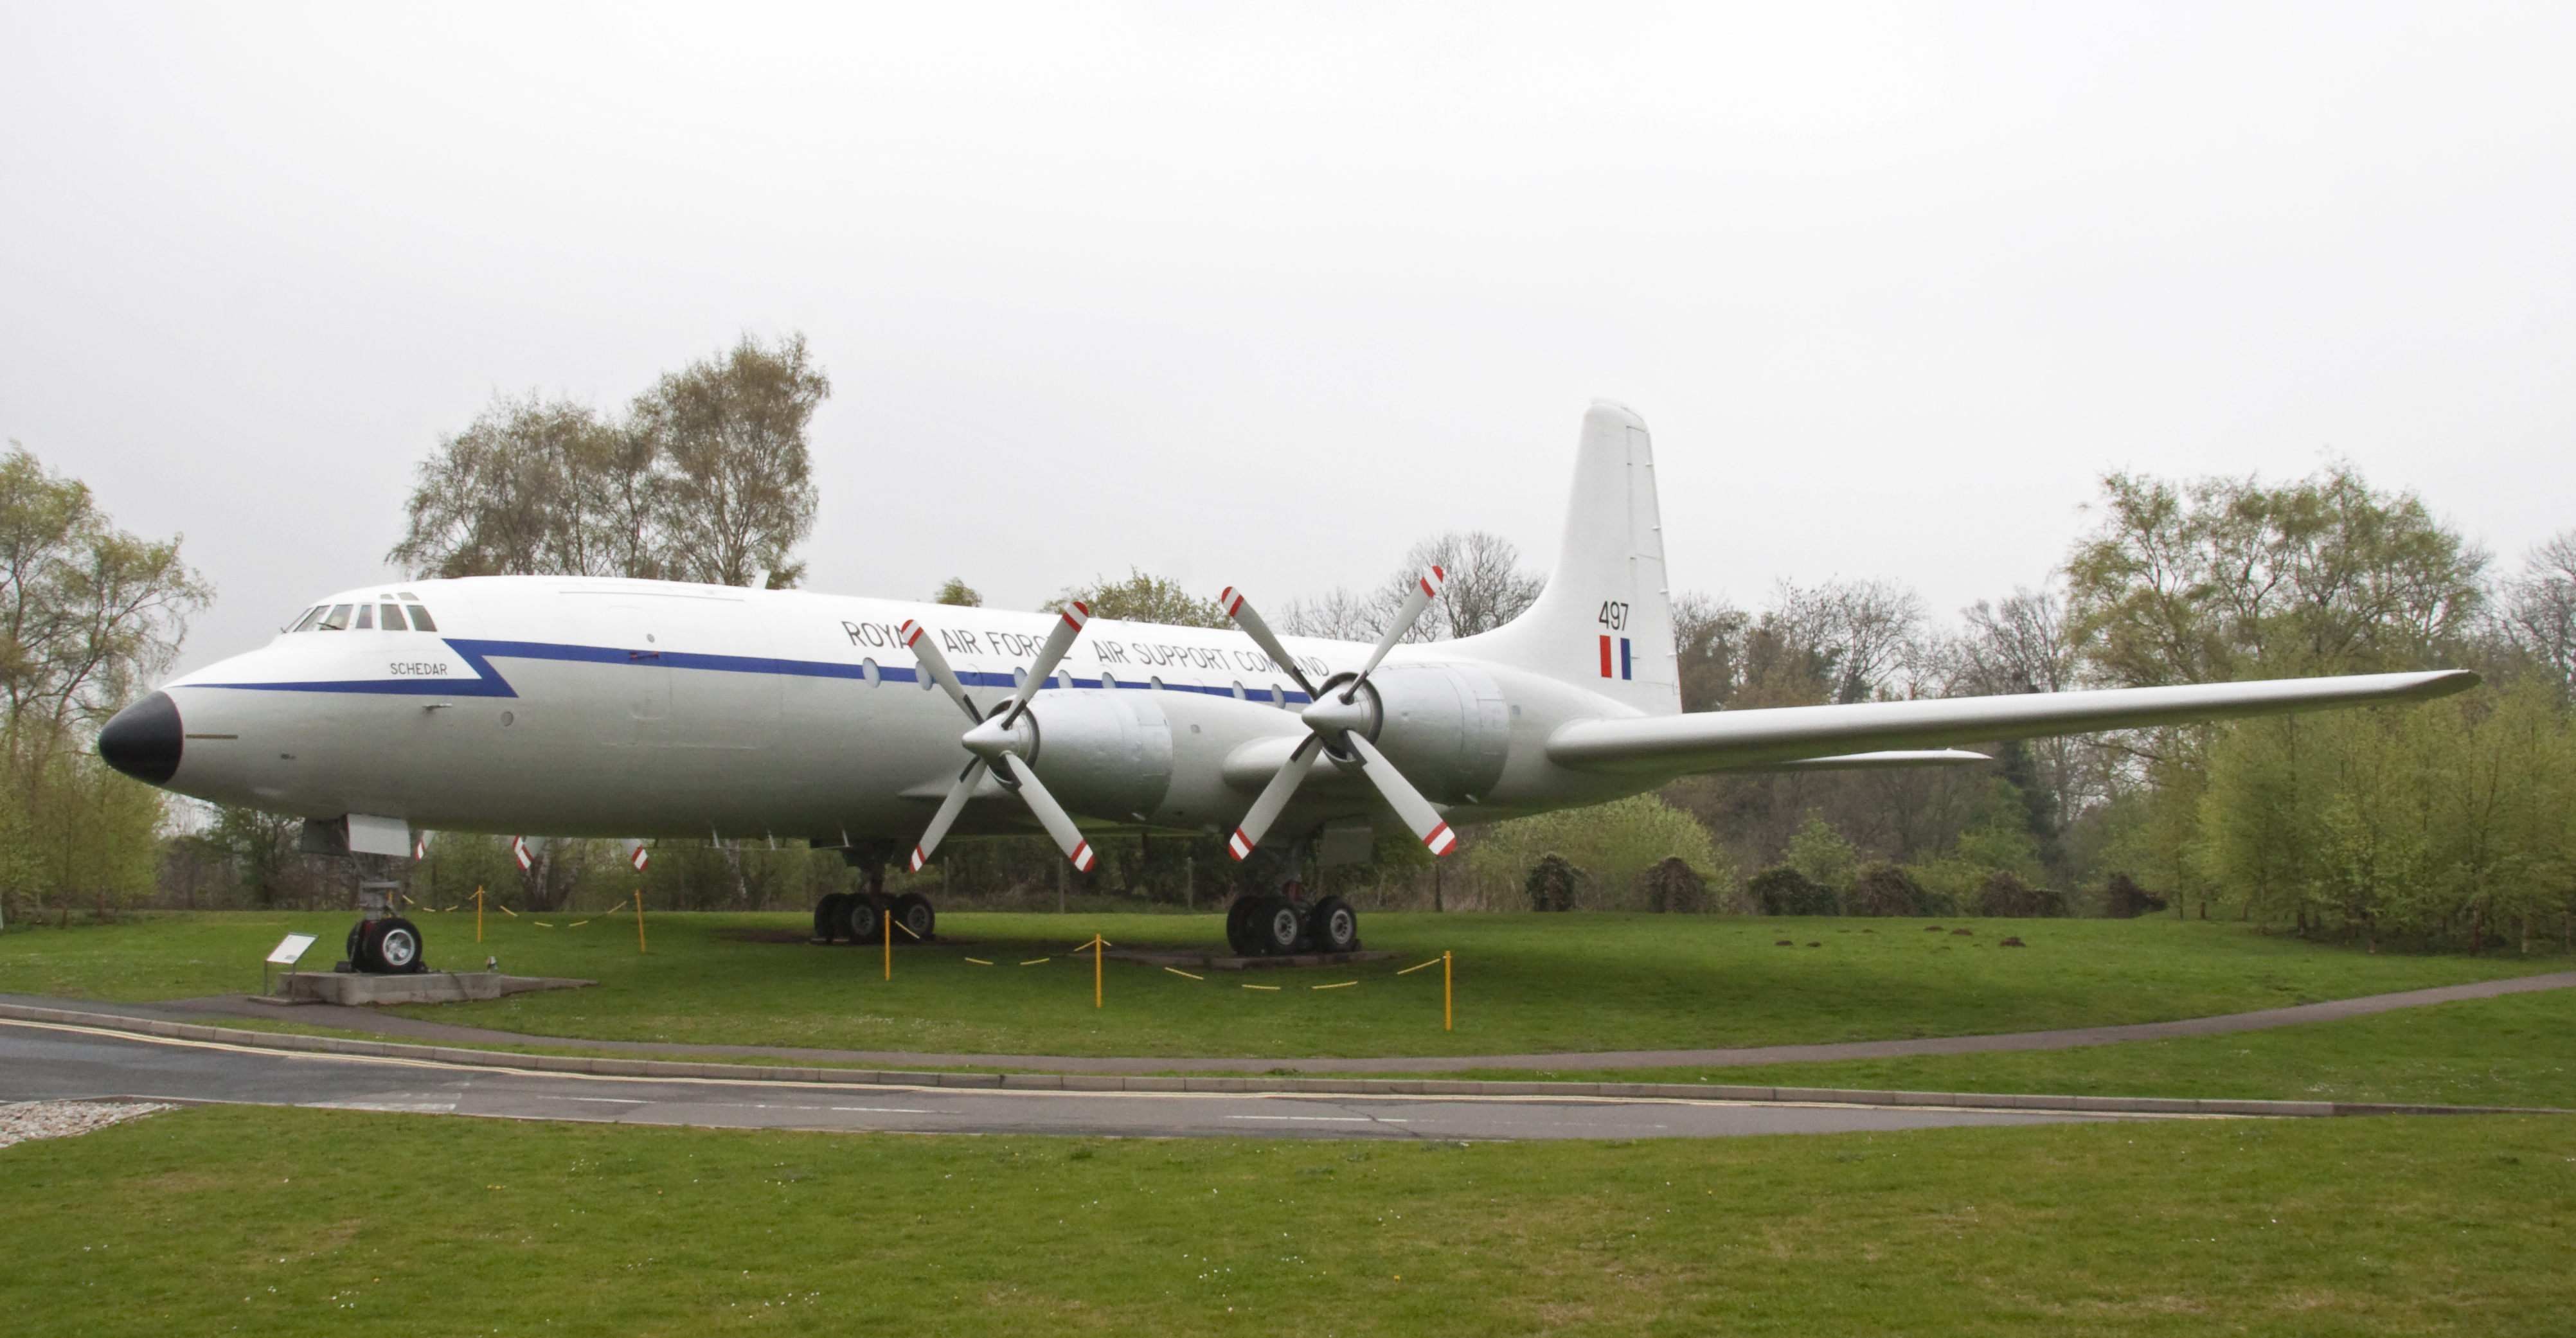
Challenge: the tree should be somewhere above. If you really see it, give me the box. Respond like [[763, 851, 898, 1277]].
[[1748, 866, 1836, 916], [1467, 793, 1724, 911], [389, 334, 828, 588], [1051, 569, 1228, 628], [1672, 592, 1748, 713], [0, 443, 209, 921], [2065, 463, 2486, 688], [1282, 531, 1543, 643], [1847, 862, 1932, 916], [385, 395, 649, 580], [933, 578, 983, 608], [1643, 857, 1708, 913], [2498, 531, 2576, 697], [631, 334, 830, 589]]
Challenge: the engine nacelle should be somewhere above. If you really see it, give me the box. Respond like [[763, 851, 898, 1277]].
[[1018, 690, 1177, 821], [1348, 661, 1512, 803]]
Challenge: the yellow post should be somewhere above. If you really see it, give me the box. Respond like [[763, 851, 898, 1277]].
[[1443, 950, 1453, 1031], [883, 904, 893, 981], [474, 886, 485, 943], [1093, 934, 1104, 1008], [633, 889, 647, 954]]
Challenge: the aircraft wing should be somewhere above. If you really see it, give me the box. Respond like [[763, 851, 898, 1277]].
[[1545, 670, 2480, 778]]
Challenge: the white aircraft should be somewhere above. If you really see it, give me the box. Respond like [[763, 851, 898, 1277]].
[[99, 402, 2474, 971]]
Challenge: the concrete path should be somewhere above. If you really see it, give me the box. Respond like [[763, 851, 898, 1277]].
[[0, 1019, 2131, 1142], [10, 968, 2572, 1075]]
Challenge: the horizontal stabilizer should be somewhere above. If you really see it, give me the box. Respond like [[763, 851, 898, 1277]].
[[1548, 670, 2479, 778]]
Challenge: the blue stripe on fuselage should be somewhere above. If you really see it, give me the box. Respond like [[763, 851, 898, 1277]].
[[202, 638, 1316, 704]]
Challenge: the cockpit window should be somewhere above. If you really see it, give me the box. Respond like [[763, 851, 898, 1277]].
[[379, 603, 407, 632], [405, 604, 438, 632], [319, 604, 353, 631], [353, 603, 375, 630], [289, 607, 325, 632]]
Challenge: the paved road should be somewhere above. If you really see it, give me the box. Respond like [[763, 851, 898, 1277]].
[[18, 968, 2571, 1075], [0, 1019, 2140, 1141]]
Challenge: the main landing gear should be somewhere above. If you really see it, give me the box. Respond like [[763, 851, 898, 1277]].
[[1224, 882, 1362, 958], [816, 843, 936, 947]]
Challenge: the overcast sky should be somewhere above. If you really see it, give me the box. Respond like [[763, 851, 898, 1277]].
[[4, 3, 2570, 673]]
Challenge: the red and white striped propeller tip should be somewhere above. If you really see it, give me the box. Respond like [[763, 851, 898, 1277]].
[[909, 845, 929, 872], [1060, 600, 1091, 629], [1418, 566, 1447, 598], [1071, 842, 1096, 873], [898, 620, 924, 647], [1219, 587, 1244, 616], [1424, 823, 1456, 856], [1227, 830, 1255, 861]]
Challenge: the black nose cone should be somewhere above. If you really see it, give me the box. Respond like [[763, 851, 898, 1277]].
[[99, 691, 183, 785]]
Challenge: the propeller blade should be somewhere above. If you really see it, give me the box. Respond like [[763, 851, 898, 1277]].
[[1339, 730, 1458, 856], [899, 619, 982, 721], [992, 753, 1098, 872], [999, 600, 1090, 729], [908, 758, 989, 871], [1346, 566, 1447, 695], [1226, 734, 1326, 861], [1218, 586, 1321, 700]]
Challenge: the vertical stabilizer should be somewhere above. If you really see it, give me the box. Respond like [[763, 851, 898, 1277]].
[[1447, 400, 1679, 715]]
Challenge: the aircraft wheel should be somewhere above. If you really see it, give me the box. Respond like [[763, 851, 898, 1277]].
[[891, 893, 935, 945], [814, 893, 852, 943], [373, 917, 425, 974], [1251, 895, 1305, 957], [1224, 896, 1257, 957], [352, 917, 425, 974], [344, 919, 368, 970], [840, 893, 888, 945], [1309, 896, 1360, 954]]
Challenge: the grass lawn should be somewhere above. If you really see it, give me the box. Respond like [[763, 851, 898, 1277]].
[[1, 910, 2566, 1061], [3, 1103, 2570, 1335], [1436, 988, 2576, 1111]]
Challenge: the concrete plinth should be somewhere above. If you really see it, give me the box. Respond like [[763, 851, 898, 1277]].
[[273, 972, 593, 1006]]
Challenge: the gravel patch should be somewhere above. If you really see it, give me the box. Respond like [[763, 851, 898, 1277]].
[[0, 1100, 177, 1149]]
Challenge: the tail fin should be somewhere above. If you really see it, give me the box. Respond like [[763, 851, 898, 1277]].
[[1449, 400, 1678, 715]]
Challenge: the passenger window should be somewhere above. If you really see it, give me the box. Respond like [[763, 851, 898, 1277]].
[[1231, 681, 1247, 700], [319, 604, 353, 630], [380, 603, 408, 631], [354, 603, 374, 630], [1100, 671, 1120, 691], [1269, 684, 1285, 707], [405, 605, 438, 632], [861, 657, 879, 686]]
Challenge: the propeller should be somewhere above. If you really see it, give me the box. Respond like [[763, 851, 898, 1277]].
[[1219, 567, 1458, 861], [902, 602, 1100, 874]]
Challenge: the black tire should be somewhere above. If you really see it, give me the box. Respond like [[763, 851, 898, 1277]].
[[345, 919, 368, 968], [373, 917, 425, 974], [1251, 895, 1304, 956], [1224, 896, 1257, 957], [841, 893, 888, 945], [814, 892, 852, 942], [890, 893, 935, 945], [1309, 896, 1359, 954]]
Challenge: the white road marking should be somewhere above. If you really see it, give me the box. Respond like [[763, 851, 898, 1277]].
[[552, 1096, 648, 1104], [1224, 1115, 1408, 1123], [829, 1106, 937, 1114]]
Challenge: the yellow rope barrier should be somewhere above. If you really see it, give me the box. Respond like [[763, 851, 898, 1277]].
[[1019, 958, 1050, 966], [1310, 981, 1356, 990], [1164, 967, 1204, 980], [964, 958, 994, 965], [1242, 983, 1280, 991], [1396, 957, 1444, 975]]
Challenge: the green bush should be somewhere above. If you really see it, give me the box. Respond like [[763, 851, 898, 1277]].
[[1525, 853, 1579, 912], [1748, 864, 1838, 916], [1643, 857, 1708, 913], [1974, 870, 2068, 918]]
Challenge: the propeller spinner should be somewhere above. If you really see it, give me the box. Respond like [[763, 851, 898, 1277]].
[[902, 602, 1099, 874], [1219, 567, 1458, 862]]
